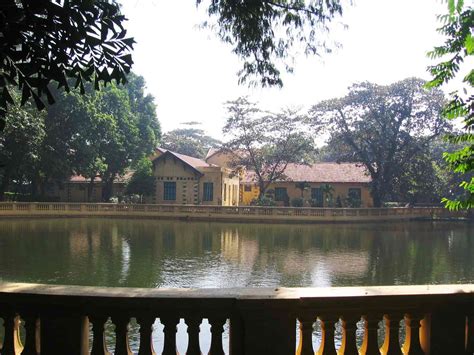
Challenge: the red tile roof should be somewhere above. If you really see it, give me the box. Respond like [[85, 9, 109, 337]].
[[243, 163, 371, 183], [153, 148, 217, 170]]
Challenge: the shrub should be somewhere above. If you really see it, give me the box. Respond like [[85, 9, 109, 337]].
[[250, 197, 276, 206], [309, 198, 323, 207], [291, 197, 304, 207]]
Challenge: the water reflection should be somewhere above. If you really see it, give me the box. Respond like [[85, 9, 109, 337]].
[[0, 219, 473, 353], [0, 219, 472, 287]]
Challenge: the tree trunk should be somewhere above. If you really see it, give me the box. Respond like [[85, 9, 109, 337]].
[[0, 170, 11, 201], [101, 176, 114, 202], [258, 181, 266, 200], [87, 178, 95, 202], [370, 182, 383, 207]]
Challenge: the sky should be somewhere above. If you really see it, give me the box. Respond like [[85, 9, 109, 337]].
[[121, 0, 447, 139]]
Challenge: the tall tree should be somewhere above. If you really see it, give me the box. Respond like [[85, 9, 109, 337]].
[[223, 97, 315, 199], [126, 157, 155, 202], [0, 94, 45, 199], [0, 0, 134, 126], [426, 0, 474, 210], [161, 122, 221, 159], [198, 0, 344, 87], [18, 74, 160, 201], [309, 78, 450, 207]]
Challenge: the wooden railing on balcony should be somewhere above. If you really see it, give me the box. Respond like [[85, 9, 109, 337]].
[[0, 202, 467, 222], [0, 283, 472, 354]]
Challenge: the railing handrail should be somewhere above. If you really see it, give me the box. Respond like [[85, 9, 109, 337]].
[[0, 201, 457, 211], [1, 282, 472, 300]]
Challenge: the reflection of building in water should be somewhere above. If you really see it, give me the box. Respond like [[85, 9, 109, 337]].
[[220, 228, 259, 269], [68, 223, 121, 262]]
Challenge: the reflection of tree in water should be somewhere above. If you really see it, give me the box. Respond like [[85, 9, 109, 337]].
[[0, 219, 472, 288], [363, 222, 474, 285]]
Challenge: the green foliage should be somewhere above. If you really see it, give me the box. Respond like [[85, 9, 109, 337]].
[[197, 0, 343, 87], [0, 90, 46, 198], [250, 196, 276, 206], [321, 183, 334, 207], [427, 1, 474, 210], [126, 157, 155, 199], [161, 122, 221, 159], [291, 197, 304, 207], [0, 0, 134, 127], [0, 73, 160, 201], [346, 192, 361, 208], [310, 78, 450, 207], [223, 97, 315, 198]]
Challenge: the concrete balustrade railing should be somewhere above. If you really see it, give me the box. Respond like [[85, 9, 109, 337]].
[[0, 202, 467, 222], [0, 283, 472, 354]]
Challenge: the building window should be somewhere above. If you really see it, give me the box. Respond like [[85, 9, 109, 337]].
[[311, 188, 323, 207], [348, 188, 362, 207], [163, 182, 176, 201], [244, 184, 252, 192], [203, 182, 213, 201], [274, 187, 287, 202], [224, 183, 227, 201]]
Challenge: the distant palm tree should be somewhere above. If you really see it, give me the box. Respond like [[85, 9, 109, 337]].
[[321, 183, 335, 207]]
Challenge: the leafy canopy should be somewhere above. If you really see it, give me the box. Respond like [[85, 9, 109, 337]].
[[161, 122, 221, 159], [198, 0, 343, 87], [223, 97, 315, 199], [426, 0, 474, 210], [0, 0, 134, 128], [310, 78, 450, 207]]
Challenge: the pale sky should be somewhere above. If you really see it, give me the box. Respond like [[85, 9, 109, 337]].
[[121, 0, 448, 139]]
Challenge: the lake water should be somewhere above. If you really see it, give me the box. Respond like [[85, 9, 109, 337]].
[[0, 218, 472, 353], [0, 218, 473, 287]]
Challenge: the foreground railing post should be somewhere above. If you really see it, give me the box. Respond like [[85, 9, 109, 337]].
[[185, 317, 201, 355], [296, 315, 315, 355], [384, 313, 403, 355], [362, 314, 381, 355], [161, 316, 179, 355], [404, 314, 424, 355], [429, 308, 466, 354], [22, 314, 40, 355], [112, 316, 132, 355], [40, 314, 89, 355], [89, 315, 110, 355], [0, 312, 19, 355], [467, 314, 474, 354], [137, 315, 156, 355], [209, 316, 226, 355], [237, 300, 296, 355], [319, 315, 338, 354], [340, 315, 360, 355]]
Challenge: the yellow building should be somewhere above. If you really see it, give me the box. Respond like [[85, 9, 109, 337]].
[[42, 174, 129, 202], [206, 149, 373, 207], [151, 148, 239, 206]]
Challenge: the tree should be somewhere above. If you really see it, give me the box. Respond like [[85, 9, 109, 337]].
[[0, 0, 134, 128], [223, 97, 315, 199], [63, 79, 159, 201], [426, 0, 474, 210], [126, 157, 155, 202], [8, 73, 160, 201], [198, 0, 343, 87], [161, 122, 221, 159], [0, 0, 346, 128], [309, 78, 450, 207], [321, 183, 334, 207], [0, 93, 45, 199]]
